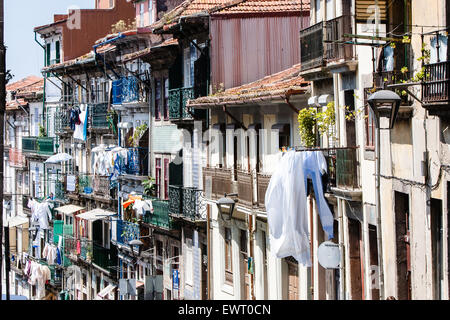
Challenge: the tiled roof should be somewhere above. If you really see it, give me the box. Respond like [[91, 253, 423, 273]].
[[42, 44, 116, 72], [188, 63, 309, 107], [153, 0, 309, 31], [6, 99, 28, 111], [213, 0, 310, 15], [6, 76, 42, 92], [122, 38, 178, 62]]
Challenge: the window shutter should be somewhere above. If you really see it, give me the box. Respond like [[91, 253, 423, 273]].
[[355, 0, 387, 22], [55, 41, 61, 63]]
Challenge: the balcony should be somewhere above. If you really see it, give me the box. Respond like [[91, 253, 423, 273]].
[[9, 148, 25, 167], [64, 237, 93, 263], [300, 21, 324, 71], [422, 61, 450, 116], [78, 174, 93, 195], [142, 198, 175, 230], [112, 76, 147, 105], [256, 173, 271, 208], [117, 220, 140, 246], [93, 175, 111, 197], [300, 15, 354, 72], [236, 171, 253, 207], [92, 244, 117, 273], [55, 108, 71, 134], [331, 147, 361, 200], [203, 167, 233, 200], [169, 186, 205, 221], [124, 147, 149, 176], [169, 87, 195, 120], [22, 137, 55, 155], [88, 103, 109, 130]]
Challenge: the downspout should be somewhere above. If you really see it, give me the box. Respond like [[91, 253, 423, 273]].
[[34, 31, 46, 136]]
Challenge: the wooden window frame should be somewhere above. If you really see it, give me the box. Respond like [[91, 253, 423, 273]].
[[224, 227, 233, 284], [163, 77, 169, 120], [156, 158, 161, 198], [365, 105, 375, 151], [155, 79, 161, 121], [164, 158, 169, 200]]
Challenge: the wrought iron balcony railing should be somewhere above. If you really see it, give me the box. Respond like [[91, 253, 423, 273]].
[[300, 15, 354, 71], [55, 107, 71, 134], [22, 137, 55, 155], [422, 61, 450, 106], [88, 103, 109, 129], [124, 147, 149, 176], [169, 87, 195, 120], [112, 76, 147, 105], [117, 220, 140, 246], [169, 185, 206, 221]]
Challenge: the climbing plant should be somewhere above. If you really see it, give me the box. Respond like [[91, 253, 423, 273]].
[[297, 107, 317, 147], [297, 102, 336, 148], [128, 123, 148, 147], [142, 177, 156, 197]]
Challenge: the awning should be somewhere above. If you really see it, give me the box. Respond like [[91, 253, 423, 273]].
[[95, 284, 117, 300], [7, 215, 29, 228], [55, 205, 85, 215], [76, 208, 116, 221]]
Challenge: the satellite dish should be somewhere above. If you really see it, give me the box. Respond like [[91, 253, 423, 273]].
[[317, 241, 340, 269]]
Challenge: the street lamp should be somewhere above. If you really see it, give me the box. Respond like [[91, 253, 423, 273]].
[[216, 193, 237, 221], [129, 239, 144, 258], [367, 89, 402, 129], [366, 89, 402, 300]]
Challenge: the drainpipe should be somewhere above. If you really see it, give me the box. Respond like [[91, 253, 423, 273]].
[[34, 31, 46, 135]]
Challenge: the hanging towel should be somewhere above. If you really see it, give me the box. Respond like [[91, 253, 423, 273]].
[[56, 247, 62, 265], [265, 151, 311, 266], [76, 240, 81, 255], [73, 106, 88, 141]]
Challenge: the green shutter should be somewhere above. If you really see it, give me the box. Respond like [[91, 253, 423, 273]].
[[55, 41, 60, 63], [46, 43, 51, 66]]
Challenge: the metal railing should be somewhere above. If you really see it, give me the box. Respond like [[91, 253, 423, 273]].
[[256, 173, 271, 208], [92, 244, 116, 272], [88, 103, 109, 129], [325, 15, 353, 62], [169, 185, 205, 221], [142, 198, 174, 229], [78, 174, 93, 195], [125, 147, 149, 176], [93, 175, 111, 196], [300, 15, 353, 71], [236, 171, 253, 207], [117, 220, 140, 246], [169, 87, 195, 120], [422, 61, 450, 104], [54, 107, 71, 134], [202, 167, 233, 201], [300, 21, 324, 70], [22, 136, 55, 155], [112, 76, 147, 104], [335, 147, 359, 189]]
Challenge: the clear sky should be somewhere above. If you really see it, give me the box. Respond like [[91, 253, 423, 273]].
[[5, 0, 95, 82]]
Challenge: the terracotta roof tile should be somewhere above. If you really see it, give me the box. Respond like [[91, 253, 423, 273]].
[[122, 38, 179, 62], [153, 0, 309, 31], [213, 0, 310, 15], [6, 76, 42, 91], [188, 63, 309, 106]]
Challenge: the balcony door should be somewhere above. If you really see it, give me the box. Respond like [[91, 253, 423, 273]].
[[394, 191, 411, 300]]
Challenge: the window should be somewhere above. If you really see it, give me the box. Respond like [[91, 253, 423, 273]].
[[55, 41, 60, 64], [156, 158, 161, 198], [123, 261, 128, 279], [240, 229, 247, 255], [156, 240, 163, 257], [224, 227, 233, 284], [148, 0, 154, 25], [365, 105, 375, 150], [46, 43, 51, 67], [163, 77, 169, 120], [164, 159, 169, 199], [155, 79, 161, 120], [140, 3, 145, 28]]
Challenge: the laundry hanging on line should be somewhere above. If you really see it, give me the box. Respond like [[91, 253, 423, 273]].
[[265, 150, 334, 267]]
